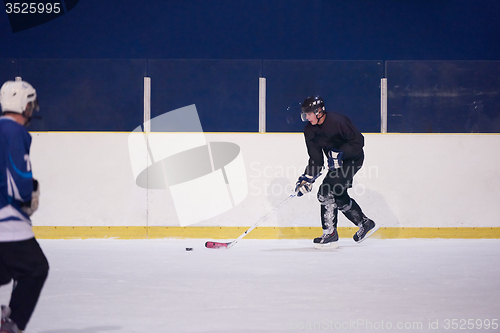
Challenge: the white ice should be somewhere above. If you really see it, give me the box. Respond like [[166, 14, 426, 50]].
[[1, 238, 499, 333]]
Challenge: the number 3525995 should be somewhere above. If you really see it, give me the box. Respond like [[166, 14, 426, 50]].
[[5, 2, 62, 14]]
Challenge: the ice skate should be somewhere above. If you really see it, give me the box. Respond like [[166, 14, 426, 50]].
[[0, 306, 21, 333], [313, 228, 339, 249], [353, 218, 379, 243]]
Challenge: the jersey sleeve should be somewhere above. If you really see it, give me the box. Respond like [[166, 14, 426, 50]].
[[337, 118, 364, 160], [5, 127, 33, 203], [304, 130, 325, 176]]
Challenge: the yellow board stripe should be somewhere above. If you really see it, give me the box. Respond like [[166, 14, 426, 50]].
[[32, 226, 500, 240]]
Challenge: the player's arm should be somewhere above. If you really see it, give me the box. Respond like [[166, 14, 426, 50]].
[[295, 133, 324, 196], [7, 136, 34, 203], [337, 120, 364, 160], [304, 132, 324, 177], [7, 134, 39, 215]]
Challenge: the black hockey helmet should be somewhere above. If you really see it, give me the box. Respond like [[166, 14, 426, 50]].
[[301, 95, 325, 122]]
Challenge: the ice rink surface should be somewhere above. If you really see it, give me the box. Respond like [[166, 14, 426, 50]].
[[1, 238, 499, 333]]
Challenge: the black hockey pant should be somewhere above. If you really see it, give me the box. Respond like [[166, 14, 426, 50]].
[[317, 156, 366, 231], [0, 237, 49, 331]]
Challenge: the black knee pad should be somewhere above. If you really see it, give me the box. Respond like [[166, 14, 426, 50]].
[[317, 190, 335, 206], [334, 193, 351, 211]]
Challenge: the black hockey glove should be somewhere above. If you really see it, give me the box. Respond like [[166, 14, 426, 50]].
[[295, 174, 315, 197], [21, 179, 40, 216], [327, 149, 343, 170]]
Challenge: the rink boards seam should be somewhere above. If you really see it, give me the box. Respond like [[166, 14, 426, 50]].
[[32, 226, 500, 239]]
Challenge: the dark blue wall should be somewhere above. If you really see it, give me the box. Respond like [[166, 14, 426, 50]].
[[1, 0, 499, 60], [1, 1, 500, 133], [387, 61, 500, 133], [2, 59, 384, 133]]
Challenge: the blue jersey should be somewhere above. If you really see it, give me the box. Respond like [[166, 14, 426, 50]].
[[0, 116, 35, 241]]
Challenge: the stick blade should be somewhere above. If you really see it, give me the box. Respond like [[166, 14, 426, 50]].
[[205, 241, 229, 249]]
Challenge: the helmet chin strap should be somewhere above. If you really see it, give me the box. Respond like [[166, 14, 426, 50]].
[[315, 110, 325, 122]]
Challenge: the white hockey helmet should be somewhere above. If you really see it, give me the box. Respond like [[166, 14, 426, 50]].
[[0, 77, 39, 115]]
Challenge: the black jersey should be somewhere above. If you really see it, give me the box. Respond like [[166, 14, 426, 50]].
[[303, 111, 364, 176]]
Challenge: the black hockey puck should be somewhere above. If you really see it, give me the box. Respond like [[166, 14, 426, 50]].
[[185, 247, 193, 251]]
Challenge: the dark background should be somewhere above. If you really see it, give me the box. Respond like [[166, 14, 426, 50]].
[[2, 0, 500, 60], [1, 0, 499, 132]]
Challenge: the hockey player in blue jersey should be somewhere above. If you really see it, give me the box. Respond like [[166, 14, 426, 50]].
[[0, 78, 48, 333]]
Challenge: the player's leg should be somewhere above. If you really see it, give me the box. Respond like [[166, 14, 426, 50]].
[[1, 244, 18, 333], [335, 191, 365, 225], [2, 238, 49, 331], [0, 253, 17, 332], [314, 162, 356, 248], [323, 161, 363, 224], [334, 188, 378, 243], [330, 159, 379, 243], [0, 257, 12, 287], [314, 186, 339, 248], [1, 304, 21, 333]]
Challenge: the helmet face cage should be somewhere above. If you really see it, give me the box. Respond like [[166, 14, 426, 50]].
[[300, 96, 325, 122], [26, 97, 40, 113]]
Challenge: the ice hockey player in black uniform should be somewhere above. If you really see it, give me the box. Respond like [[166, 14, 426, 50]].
[[294, 96, 379, 249], [0, 78, 48, 333]]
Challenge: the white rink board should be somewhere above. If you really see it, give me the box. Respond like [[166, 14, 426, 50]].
[[29, 133, 500, 228]]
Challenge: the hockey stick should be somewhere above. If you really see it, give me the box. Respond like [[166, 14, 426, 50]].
[[205, 194, 295, 249], [205, 172, 322, 249]]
